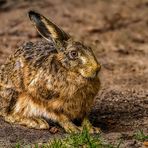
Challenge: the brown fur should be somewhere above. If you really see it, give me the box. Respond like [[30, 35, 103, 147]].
[[0, 11, 101, 133]]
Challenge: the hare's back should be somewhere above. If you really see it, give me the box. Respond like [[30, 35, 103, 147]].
[[0, 40, 57, 88], [13, 40, 57, 67]]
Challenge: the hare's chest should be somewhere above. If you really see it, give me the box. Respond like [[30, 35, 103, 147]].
[[46, 75, 100, 119], [61, 86, 96, 120]]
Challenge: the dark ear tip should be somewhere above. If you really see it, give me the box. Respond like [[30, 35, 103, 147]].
[[28, 10, 41, 20]]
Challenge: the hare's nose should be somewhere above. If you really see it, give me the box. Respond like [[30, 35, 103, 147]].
[[96, 64, 101, 74], [91, 64, 101, 78]]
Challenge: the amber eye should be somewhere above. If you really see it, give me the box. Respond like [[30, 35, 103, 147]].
[[69, 50, 78, 59]]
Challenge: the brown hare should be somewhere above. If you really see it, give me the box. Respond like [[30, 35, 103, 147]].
[[0, 11, 101, 133]]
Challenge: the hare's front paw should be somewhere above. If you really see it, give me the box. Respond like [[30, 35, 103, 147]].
[[59, 120, 81, 133], [87, 126, 101, 134], [82, 118, 101, 134], [63, 123, 81, 133]]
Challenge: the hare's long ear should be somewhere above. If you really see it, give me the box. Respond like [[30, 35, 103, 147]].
[[28, 11, 70, 44]]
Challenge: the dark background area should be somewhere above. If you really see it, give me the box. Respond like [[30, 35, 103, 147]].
[[0, 0, 147, 147]]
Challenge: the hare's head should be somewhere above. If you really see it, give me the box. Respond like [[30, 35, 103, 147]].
[[29, 11, 101, 78]]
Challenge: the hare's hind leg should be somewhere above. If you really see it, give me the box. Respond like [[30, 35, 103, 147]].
[[0, 87, 18, 117], [4, 92, 50, 130], [4, 114, 49, 129]]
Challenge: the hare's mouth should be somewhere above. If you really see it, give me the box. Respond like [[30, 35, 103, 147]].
[[79, 69, 99, 79], [78, 63, 101, 79]]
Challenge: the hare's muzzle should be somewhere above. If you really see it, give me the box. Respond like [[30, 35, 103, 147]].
[[79, 63, 101, 79], [90, 64, 101, 78]]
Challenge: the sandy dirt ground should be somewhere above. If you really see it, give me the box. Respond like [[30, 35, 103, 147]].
[[0, 0, 147, 147]]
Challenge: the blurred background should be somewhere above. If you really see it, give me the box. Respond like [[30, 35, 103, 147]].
[[0, 0, 147, 147]]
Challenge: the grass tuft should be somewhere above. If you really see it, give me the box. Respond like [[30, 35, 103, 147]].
[[133, 130, 148, 142], [47, 127, 121, 148], [15, 127, 123, 148]]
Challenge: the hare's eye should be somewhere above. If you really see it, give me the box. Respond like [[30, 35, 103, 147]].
[[69, 50, 78, 59]]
